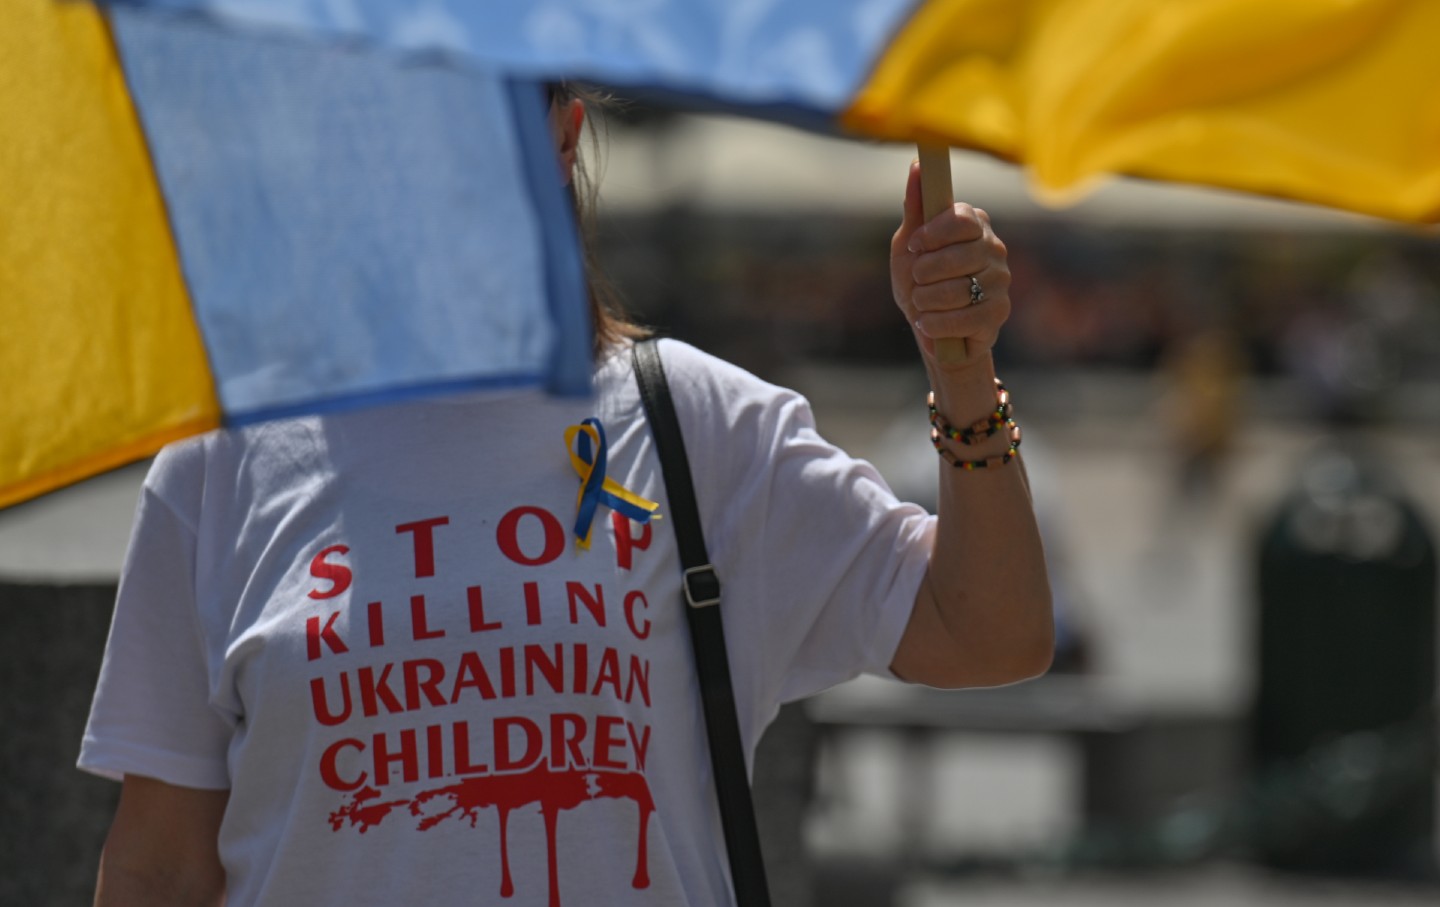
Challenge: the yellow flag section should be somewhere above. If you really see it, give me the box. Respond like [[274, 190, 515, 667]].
[[0, 0, 220, 509], [844, 0, 1440, 223]]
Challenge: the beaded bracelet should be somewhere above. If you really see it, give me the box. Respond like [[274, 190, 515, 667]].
[[928, 379, 1022, 469], [930, 420, 1022, 469], [928, 379, 1010, 446]]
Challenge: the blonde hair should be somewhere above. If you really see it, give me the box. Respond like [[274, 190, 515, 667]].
[[549, 82, 650, 356]]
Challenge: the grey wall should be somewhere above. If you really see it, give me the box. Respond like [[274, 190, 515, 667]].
[[1, 583, 119, 906]]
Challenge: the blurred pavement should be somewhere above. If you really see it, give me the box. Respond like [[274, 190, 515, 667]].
[[903, 864, 1439, 907]]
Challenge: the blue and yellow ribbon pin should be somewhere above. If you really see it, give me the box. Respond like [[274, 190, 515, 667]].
[[565, 418, 660, 549]]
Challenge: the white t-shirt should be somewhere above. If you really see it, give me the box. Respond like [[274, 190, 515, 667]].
[[81, 339, 934, 907]]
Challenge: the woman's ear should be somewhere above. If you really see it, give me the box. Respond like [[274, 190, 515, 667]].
[[552, 97, 585, 186]]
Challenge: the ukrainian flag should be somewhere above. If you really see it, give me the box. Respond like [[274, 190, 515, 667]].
[[4, 0, 1437, 508], [3, 0, 591, 509]]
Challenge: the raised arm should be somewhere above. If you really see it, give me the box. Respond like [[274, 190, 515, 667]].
[[95, 775, 228, 907], [887, 161, 1055, 688]]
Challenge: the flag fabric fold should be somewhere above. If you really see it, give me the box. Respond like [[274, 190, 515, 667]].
[[843, 0, 1440, 222], [109, 8, 590, 422]]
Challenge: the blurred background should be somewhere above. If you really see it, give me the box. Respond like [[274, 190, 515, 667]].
[[3, 101, 1438, 905], [596, 102, 1440, 906]]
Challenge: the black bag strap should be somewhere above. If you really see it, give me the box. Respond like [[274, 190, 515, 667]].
[[631, 338, 772, 907]]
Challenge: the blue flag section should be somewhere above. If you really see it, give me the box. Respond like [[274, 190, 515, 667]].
[[108, 8, 592, 419], [100, 0, 918, 118], [95, 0, 927, 424]]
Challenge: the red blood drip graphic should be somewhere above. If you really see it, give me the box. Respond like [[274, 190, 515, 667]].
[[330, 766, 653, 907], [328, 786, 411, 833], [592, 771, 655, 888]]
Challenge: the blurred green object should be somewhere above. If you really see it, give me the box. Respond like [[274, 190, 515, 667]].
[[1252, 442, 1437, 878]]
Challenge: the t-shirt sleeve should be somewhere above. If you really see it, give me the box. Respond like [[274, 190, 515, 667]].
[[78, 442, 233, 790], [662, 341, 935, 714]]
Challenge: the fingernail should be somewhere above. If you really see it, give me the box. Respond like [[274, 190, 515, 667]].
[[906, 237, 921, 254]]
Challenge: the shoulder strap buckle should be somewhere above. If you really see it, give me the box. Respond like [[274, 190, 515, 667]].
[[683, 564, 722, 608]]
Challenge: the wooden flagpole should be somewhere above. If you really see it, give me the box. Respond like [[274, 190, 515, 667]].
[[917, 142, 970, 365]]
